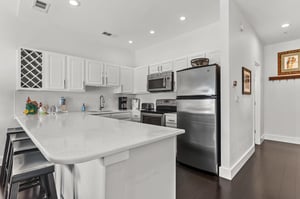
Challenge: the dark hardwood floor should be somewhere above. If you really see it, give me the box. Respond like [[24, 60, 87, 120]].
[[177, 140, 300, 199], [0, 140, 299, 199]]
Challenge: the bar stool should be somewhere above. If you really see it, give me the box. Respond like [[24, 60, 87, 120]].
[[0, 127, 30, 186], [5, 151, 57, 199], [1, 129, 38, 188]]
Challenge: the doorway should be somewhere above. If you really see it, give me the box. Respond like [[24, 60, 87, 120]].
[[253, 62, 262, 145]]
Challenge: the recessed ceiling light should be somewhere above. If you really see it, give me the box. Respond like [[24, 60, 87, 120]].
[[281, 23, 290, 28], [180, 16, 186, 21], [128, 40, 133, 44], [149, 30, 155, 35], [69, 0, 80, 6]]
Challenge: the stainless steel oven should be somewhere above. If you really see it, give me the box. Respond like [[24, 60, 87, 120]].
[[141, 99, 176, 126], [147, 71, 174, 92]]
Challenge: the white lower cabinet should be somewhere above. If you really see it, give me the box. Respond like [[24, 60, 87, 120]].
[[45, 52, 66, 90], [134, 66, 149, 94], [67, 56, 85, 91]]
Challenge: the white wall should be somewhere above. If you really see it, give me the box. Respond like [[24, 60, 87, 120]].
[[0, 1, 134, 158], [219, 0, 263, 179], [264, 38, 300, 143]]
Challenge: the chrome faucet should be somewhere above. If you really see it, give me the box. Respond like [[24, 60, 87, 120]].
[[99, 95, 105, 111]]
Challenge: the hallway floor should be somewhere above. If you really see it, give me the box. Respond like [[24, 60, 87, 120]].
[[177, 140, 300, 199]]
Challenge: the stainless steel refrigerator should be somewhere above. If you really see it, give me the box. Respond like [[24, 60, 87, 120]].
[[176, 64, 220, 175]]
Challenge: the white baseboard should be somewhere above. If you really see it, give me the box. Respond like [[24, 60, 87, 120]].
[[264, 134, 300, 145], [219, 145, 255, 180]]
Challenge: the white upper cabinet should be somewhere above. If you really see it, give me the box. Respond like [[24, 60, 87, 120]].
[[85, 60, 104, 86], [45, 52, 66, 90], [134, 65, 149, 94], [119, 66, 133, 93], [67, 56, 85, 91], [105, 64, 120, 86], [173, 57, 188, 72], [206, 50, 221, 65], [149, 63, 160, 74], [160, 61, 173, 72], [149, 61, 173, 74]]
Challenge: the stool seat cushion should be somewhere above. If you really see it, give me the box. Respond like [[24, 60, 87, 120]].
[[13, 139, 38, 154], [10, 133, 29, 142], [7, 127, 24, 134], [12, 151, 54, 182]]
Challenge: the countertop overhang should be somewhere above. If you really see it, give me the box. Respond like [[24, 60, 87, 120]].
[[15, 112, 184, 165]]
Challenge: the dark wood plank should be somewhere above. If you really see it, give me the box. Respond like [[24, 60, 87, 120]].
[[177, 141, 300, 199]]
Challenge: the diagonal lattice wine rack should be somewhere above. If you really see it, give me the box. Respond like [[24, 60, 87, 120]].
[[20, 48, 43, 89]]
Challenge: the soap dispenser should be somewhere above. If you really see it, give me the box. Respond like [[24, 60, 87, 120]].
[[81, 103, 86, 112]]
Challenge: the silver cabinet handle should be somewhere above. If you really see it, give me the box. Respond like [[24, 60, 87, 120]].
[[157, 66, 159, 72], [106, 72, 108, 85], [160, 66, 163, 72], [163, 77, 166, 87], [102, 72, 104, 85], [64, 80, 66, 89]]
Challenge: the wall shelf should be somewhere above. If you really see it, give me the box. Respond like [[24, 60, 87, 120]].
[[269, 75, 300, 81]]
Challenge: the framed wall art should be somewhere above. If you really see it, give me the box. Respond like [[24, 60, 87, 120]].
[[242, 67, 251, 95], [278, 49, 300, 75]]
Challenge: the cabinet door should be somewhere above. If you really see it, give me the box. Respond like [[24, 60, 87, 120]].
[[173, 57, 188, 92], [105, 64, 120, 86], [120, 67, 133, 93], [86, 60, 104, 86], [149, 64, 160, 74], [46, 52, 66, 90], [206, 50, 221, 65], [67, 56, 85, 91], [134, 66, 149, 94], [173, 57, 188, 72], [161, 61, 173, 72]]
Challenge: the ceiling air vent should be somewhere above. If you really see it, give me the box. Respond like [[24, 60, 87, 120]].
[[102, 32, 113, 37], [33, 0, 51, 13]]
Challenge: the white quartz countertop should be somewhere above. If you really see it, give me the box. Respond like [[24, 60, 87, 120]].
[[15, 112, 184, 165]]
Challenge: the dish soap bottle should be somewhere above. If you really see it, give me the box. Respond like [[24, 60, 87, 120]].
[[81, 103, 86, 112]]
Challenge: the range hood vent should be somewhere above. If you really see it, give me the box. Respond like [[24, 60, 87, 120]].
[[33, 0, 51, 13]]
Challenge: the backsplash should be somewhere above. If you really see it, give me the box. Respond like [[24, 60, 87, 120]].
[[14, 87, 124, 114]]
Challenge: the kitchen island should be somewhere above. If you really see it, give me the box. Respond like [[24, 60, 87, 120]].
[[15, 112, 184, 199]]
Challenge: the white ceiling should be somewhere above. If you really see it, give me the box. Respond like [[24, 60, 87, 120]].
[[234, 0, 300, 45], [17, 0, 220, 50]]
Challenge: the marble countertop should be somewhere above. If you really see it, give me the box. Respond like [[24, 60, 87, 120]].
[[15, 112, 184, 165]]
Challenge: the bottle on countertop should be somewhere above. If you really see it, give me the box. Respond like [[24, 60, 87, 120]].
[[81, 103, 86, 112]]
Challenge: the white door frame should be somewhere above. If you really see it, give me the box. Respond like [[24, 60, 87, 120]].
[[253, 62, 262, 145]]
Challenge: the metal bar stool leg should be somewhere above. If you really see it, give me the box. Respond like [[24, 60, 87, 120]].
[[47, 173, 58, 199], [8, 181, 19, 199], [0, 134, 10, 185]]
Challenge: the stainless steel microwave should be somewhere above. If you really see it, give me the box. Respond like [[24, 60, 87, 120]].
[[147, 71, 174, 92]]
